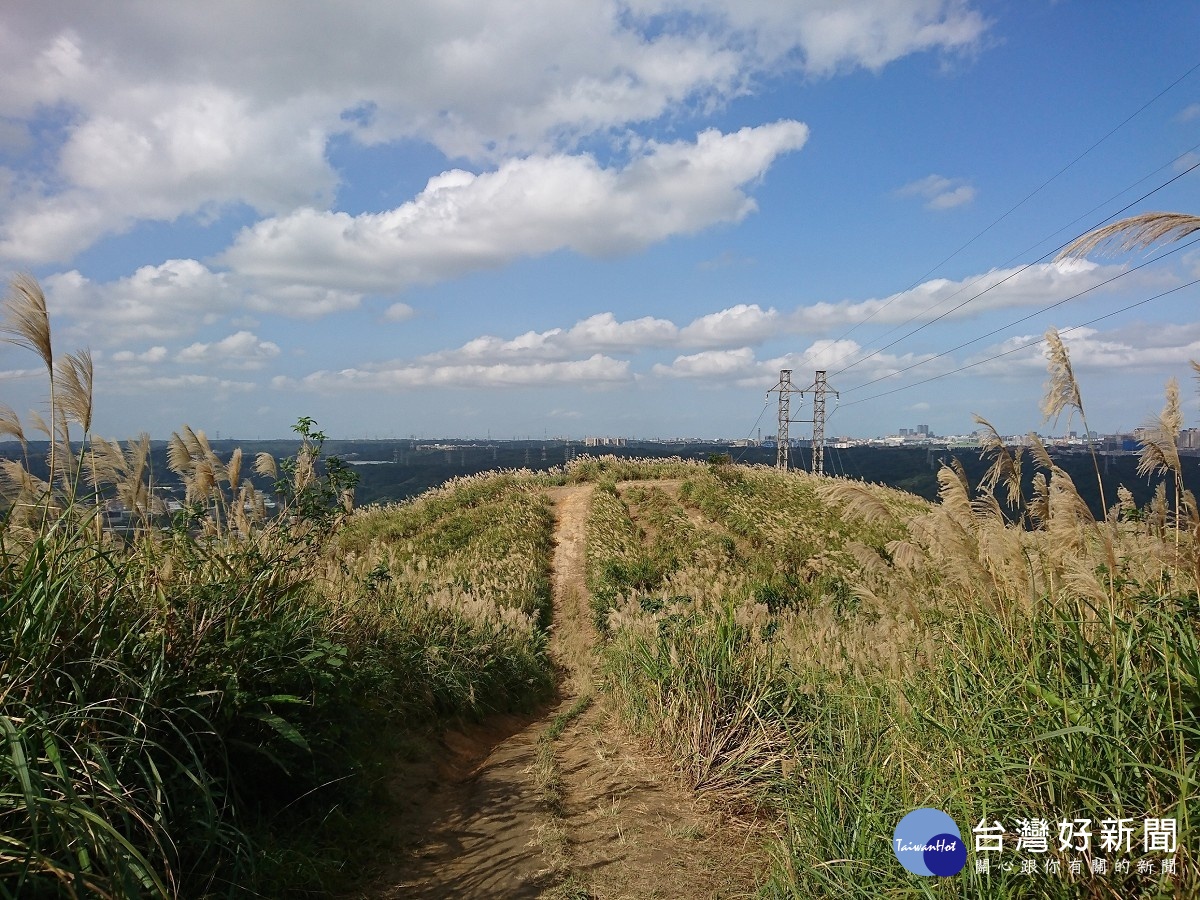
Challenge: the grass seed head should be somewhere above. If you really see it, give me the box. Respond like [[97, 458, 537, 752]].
[[2, 273, 53, 374]]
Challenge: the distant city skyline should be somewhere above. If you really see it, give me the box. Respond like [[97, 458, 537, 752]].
[[1, 3, 1198, 440]]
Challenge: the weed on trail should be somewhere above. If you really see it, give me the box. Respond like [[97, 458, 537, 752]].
[[0, 275, 555, 897]]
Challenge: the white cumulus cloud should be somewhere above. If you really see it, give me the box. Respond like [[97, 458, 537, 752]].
[[220, 122, 810, 292], [0, 2, 985, 261], [44, 260, 237, 344], [275, 354, 631, 392], [176, 331, 281, 369], [111, 346, 169, 365], [679, 303, 779, 347], [973, 325, 1200, 377], [895, 173, 976, 210], [652, 347, 758, 378], [382, 302, 416, 323], [791, 260, 1138, 331]]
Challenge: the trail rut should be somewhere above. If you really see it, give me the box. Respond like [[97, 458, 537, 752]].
[[355, 484, 767, 899]]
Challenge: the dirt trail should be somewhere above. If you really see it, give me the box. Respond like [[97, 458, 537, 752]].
[[356, 485, 767, 899]]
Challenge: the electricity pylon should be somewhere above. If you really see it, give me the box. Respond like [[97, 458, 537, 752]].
[[800, 370, 839, 476], [768, 369, 839, 475], [767, 369, 800, 471]]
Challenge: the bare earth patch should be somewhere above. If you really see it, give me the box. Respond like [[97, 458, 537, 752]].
[[353, 484, 769, 899]]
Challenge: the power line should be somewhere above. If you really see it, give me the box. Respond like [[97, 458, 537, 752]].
[[782, 59, 1200, 379], [823, 143, 1200, 376], [733, 397, 771, 464], [829, 157, 1200, 381], [745, 61, 1200, 447], [838, 278, 1200, 409], [893, 58, 1200, 290], [824, 403, 864, 480], [838, 234, 1200, 396]]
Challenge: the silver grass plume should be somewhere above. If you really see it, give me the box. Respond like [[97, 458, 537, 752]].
[[1029, 472, 1050, 530], [1116, 485, 1136, 521], [817, 480, 893, 525], [1048, 468, 1093, 531], [53, 407, 73, 489], [0, 458, 51, 527], [227, 447, 242, 492], [179, 425, 205, 465], [122, 434, 152, 520], [0, 457, 40, 501], [86, 436, 126, 490], [26, 408, 50, 440], [167, 433, 192, 475], [254, 452, 278, 481], [937, 460, 974, 528], [1182, 489, 1199, 529], [1057, 212, 1200, 260], [1149, 482, 1168, 534], [0, 404, 28, 460], [1137, 378, 1182, 481], [2, 274, 52, 375], [1027, 432, 1054, 472], [975, 414, 1023, 510], [1040, 329, 1106, 518], [1041, 328, 1083, 426], [56, 349, 94, 433], [885, 539, 925, 571], [970, 490, 1004, 524]]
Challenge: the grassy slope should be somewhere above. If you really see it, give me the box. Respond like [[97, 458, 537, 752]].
[[1, 470, 557, 897], [7, 272, 1194, 898], [573, 457, 1198, 898], [6, 448, 1196, 897]]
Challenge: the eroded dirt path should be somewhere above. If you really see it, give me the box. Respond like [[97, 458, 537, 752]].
[[356, 484, 767, 899]]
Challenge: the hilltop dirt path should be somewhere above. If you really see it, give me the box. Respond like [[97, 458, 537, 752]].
[[354, 484, 768, 899]]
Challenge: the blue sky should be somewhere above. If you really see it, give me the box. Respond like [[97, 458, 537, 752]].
[[2, 1, 1199, 441]]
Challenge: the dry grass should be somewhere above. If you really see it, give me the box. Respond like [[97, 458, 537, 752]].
[[574, 329, 1199, 897], [1057, 211, 1200, 259], [0, 274, 559, 897]]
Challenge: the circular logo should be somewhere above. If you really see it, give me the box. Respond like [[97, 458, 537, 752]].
[[893, 807, 967, 877]]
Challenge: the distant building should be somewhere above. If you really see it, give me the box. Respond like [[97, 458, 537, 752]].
[[584, 436, 628, 447]]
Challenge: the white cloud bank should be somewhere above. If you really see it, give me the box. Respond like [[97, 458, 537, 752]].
[[792, 260, 1140, 330], [972, 323, 1200, 376], [176, 331, 281, 370], [42, 260, 363, 345], [45, 255, 1143, 367], [0, 1, 987, 262], [274, 355, 631, 393], [32, 120, 809, 345], [220, 122, 810, 292], [424, 313, 680, 364], [651, 339, 939, 384]]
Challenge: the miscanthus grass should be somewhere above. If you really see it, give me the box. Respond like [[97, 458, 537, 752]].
[[0, 276, 555, 897], [580, 333, 1198, 897]]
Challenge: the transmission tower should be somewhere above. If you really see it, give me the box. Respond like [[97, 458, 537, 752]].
[[767, 369, 839, 475], [767, 370, 801, 471], [799, 370, 839, 476]]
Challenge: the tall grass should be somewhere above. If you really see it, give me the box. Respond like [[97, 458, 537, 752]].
[[0, 275, 555, 896], [577, 335, 1199, 897]]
